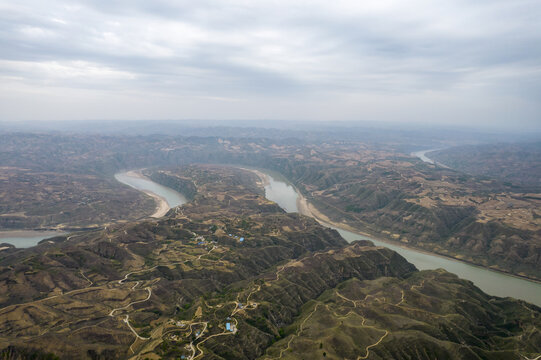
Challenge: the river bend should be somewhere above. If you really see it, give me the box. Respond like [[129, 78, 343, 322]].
[[115, 170, 541, 306]]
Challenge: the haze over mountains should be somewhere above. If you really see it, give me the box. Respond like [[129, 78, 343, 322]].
[[1, 0, 541, 359]]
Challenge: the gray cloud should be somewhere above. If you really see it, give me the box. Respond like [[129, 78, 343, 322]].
[[0, 0, 540, 130]]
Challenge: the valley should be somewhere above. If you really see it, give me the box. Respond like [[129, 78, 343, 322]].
[[2, 0, 540, 357], [1, 133, 540, 280], [140, 167, 541, 306], [1, 165, 539, 359]]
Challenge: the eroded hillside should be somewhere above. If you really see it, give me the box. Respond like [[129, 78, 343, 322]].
[[1, 166, 539, 360], [2, 133, 540, 281]]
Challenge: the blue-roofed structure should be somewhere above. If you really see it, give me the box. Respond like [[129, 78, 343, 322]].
[[239, 237, 244, 242], [226, 322, 231, 331]]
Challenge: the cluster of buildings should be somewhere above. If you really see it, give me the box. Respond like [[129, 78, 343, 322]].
[[225, 321, 237, 332], [228, 233, 245, 242]]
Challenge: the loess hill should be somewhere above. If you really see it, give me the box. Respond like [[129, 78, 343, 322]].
[[0, 167, 155, 230], [0, 165, 539, 360], [2, 133, 540, 280], [273, 146, 541, 280], [429, 142, 541, 191]]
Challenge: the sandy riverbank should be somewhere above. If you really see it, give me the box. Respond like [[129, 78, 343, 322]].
[[123, 170, 170, 218], [295, 190, 389, 239], [246, 168, 314, 217], [124, 170, 146, 180], [246, 167, 363, 232], [143, 190, 170, 218], [238, 168, 270, 187], [244, 168, 533, 273]]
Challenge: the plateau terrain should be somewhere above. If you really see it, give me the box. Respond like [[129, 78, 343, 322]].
[[0, 165, 539, 359], [1, 133, 540, 281], [2, 0, 540, 357], [429, 142, 541, 191]]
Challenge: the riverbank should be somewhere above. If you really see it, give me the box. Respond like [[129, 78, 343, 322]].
[[110, 166, 541, 305], [116, 170, 172, 218], [412, 148, 450, 168], [239, 168, 270, 187], [143, 190, 170, 218], [295, 181, 482, 262], [246, 168, 541, 287], [0, 230, 67, 248], [302, 186, 541, 285], [247, 168, 388, 236]]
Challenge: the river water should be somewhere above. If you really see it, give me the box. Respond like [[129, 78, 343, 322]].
[[114, 170, 541, 306], [263, 175, 299, 213], [0, 231, 65, 248], [261, 174, 541, 306], [114, 172, 187, 208], [0, 171, 185, 249], [412, 148, 451, 169], [411, 149, 437, 164]]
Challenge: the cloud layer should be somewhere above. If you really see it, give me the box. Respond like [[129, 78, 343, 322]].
[[1, 0, 540, 129]]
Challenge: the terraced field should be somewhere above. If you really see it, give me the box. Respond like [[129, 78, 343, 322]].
[[263, 271, 541, 359], [1, 165, 539, 359]]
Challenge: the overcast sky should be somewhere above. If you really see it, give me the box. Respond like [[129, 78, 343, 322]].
[[0, 0, 540, 130]]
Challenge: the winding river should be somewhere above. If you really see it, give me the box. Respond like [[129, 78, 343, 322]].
[[114, 171, 187, 209], [411, 149, 437, 164], [0, 171, 186, 249], [114, 170, 541, 306], [412, 148, 450, 168]]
